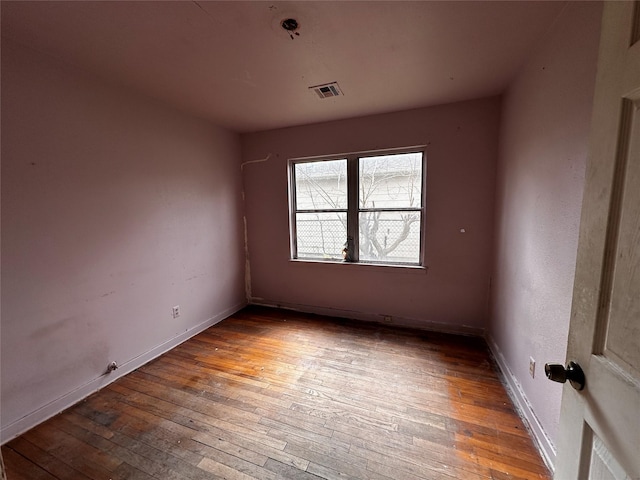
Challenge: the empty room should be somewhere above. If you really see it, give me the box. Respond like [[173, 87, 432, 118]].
[[2, 1, 638, 479]]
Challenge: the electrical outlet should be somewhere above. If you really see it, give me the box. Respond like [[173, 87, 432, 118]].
[[172, 305, 181, 318], [529, 357, 536, 378]]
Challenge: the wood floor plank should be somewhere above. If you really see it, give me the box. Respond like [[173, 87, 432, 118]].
[[263, 458, 325, 480], [2, 306, 550, 479], [8, 434, 94, 480], [1, 446, 58, 480]]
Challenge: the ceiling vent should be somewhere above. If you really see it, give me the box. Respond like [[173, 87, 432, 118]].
[[309, 82, 342, 99]]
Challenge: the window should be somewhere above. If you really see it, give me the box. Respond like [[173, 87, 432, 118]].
[[289, 148, 425, 265]]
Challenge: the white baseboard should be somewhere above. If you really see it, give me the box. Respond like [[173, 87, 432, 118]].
[[249, 298, 484, 337], [0, 301, 246, 444], [486, 335, 556, 472]]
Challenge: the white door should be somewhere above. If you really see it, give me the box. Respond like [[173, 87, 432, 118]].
[[552, 2, 640, 479]]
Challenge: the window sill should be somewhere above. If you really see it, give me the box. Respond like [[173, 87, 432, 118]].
[[288, 258, 428, 274]]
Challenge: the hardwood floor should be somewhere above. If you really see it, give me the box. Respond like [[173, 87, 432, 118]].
[[2, 306, 551, 479]]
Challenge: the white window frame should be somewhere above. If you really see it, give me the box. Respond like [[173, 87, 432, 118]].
[[288, 146, 426, 266]]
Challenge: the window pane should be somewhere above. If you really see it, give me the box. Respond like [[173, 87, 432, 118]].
[[359, 153, 422, 209], [296, 212, 347, 260], [295, 159, 347, 210], [359, 211, 421, 264]]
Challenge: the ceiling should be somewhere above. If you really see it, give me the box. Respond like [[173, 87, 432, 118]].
[[1, 1, 565, 133]]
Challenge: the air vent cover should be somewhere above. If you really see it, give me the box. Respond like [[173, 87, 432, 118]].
[[309, 82, 342, 99]]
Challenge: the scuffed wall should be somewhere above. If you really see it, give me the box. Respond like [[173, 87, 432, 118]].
[[1, 41, 246, 440], [489, 1, 603, 464]]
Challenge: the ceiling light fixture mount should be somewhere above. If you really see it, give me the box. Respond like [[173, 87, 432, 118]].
[[281, 18, 300, 39]]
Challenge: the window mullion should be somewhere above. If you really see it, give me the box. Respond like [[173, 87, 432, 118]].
[[347, 156, 359, 262]]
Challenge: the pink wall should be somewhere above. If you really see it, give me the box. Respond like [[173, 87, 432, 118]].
[[241, 98, 500, 331], [489, 2, 602, 461], [1, 41, 246, 440]]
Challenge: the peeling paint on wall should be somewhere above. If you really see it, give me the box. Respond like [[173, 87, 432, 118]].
[[240, 154, 272, 301]]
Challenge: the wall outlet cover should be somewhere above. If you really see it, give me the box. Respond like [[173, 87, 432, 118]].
[[529, 357, 535, 378]]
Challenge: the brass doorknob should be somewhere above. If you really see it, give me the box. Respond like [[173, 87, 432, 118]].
[[544, 361, 585, 391]]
